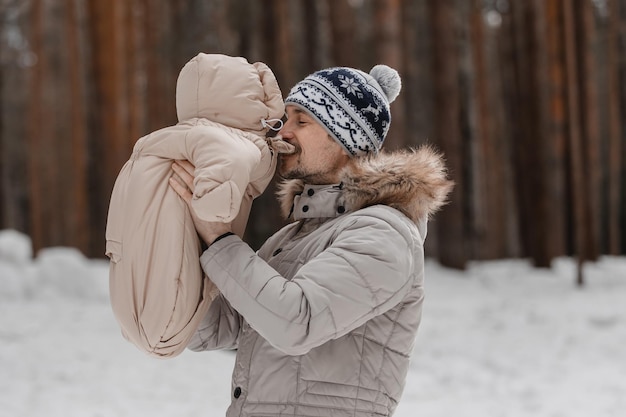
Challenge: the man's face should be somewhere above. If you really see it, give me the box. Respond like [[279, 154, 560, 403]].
[[278, 106, 351, 184]]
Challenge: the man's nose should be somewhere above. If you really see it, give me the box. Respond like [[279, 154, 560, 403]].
[[279, 120, 294, 139]]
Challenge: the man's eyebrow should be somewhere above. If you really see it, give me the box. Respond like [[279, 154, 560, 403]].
[[285, 108, 307, 119]]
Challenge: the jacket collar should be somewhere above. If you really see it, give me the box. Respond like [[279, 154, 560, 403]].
[[291, 184, 346, 220], [277, 145, 454, 225]]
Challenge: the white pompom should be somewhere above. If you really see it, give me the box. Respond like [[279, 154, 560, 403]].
[[369, 65, 402, 103]]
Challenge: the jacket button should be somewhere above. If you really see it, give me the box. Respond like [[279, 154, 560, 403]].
[[302, 205, 309, 212], [307, 188, 315, 196], [272, 248, 282, 256], [337, 205, 346, 214], [234, 386, 242, 398]]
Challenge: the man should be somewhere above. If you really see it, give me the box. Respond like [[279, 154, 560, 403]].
[[169, 64, 453, 416]]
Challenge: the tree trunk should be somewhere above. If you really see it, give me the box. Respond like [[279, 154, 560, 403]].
[[507, 0, 567, 266], [506, 1, 540, 262], [576, 0, 601, 262], [329, 0, 357, 67], [619, 0, 626, 253], [490, 4, 523, 258], [469, 0, 502, 260], [536, 0, 568, 265], [303, 0, 332, 70], [27, 0, 45, 252], [373, 0, 405, 151], [401, 0, 432, 148], [65, 0, 90, 253], [563, 0, 589, 285], [0, 3, 31, 234], [431, 0, 467, 269], [275, 0, 297, 90], [607, 0, 623, 254]]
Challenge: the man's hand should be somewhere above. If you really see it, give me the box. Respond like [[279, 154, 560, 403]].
[[169, 160, 233, 245]]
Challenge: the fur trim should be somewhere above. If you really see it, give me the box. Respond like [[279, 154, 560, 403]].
[[277, 179, 305, 219], [277, 145, 454, 223]]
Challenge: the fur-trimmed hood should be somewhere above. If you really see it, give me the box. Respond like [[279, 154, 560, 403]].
[[277, 145, 454, 224]]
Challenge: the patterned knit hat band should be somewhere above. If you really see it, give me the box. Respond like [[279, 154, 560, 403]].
[[285, 66, 401, 157]]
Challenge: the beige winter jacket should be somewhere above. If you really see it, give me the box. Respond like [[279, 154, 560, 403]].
[[105, 53, 286, 358], [189, 146, 453, 416]]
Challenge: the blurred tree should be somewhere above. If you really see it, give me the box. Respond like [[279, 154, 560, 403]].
[[330, 0, 357, 67], [469, 0, 514, 260], [576, 0, 601, 263], [607, 0, 623, 255], [0, 0, 31, 235], [430, 0, 468, 269], [563, 0, 596, 285], [374, 0, 404, 150]]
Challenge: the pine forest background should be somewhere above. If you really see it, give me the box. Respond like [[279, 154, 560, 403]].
[[1, 0, 625, 276]]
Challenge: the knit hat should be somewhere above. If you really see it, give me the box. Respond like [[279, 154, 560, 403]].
[[284, 65, 401, 156]]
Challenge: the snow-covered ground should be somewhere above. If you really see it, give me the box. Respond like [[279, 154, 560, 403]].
[[1, 228, 624, 417]]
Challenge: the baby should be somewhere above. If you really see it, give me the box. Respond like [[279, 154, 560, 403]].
[[105, 53, 293, 358]]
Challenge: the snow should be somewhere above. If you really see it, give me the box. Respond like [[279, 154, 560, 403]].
[[1, 228, 624, 417]]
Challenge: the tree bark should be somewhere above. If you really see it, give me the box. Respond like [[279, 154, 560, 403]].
[[575, 0, 601, 262], [469, 0, 496, 259], [0, 2, 31, 234], [507, 0, 568, 266], [27, 0, 45, 252], [431, 0, 467, 269], [607, 0, 623, 254], [536, 0, 568, 265], [329, 0, 357, 67], [563, 0, 590, 285], [65, 0, 90, 253], [373, 0, 405, 151]]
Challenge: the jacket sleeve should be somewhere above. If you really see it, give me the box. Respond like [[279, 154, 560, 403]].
[[199, 214, 419, 356], [186, 293, 242, 351], [185, 127, 265, 222]]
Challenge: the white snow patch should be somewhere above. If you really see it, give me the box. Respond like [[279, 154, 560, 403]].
[[0, 229, 624, 417]]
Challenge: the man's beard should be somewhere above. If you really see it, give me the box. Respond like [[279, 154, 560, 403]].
[[279, 158, 308, 181], [279, 162, 336, 185]]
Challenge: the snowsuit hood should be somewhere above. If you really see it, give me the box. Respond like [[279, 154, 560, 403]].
[[176, 53, 284, 131], [106, 53, 286, 358]]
